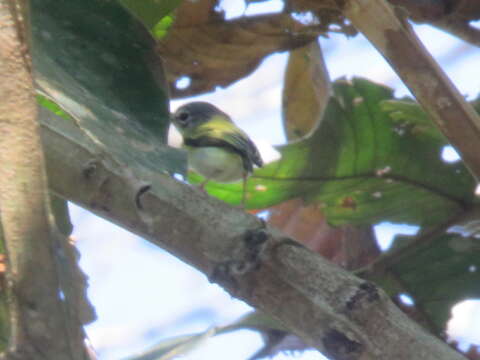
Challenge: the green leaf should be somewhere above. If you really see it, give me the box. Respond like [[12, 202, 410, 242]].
[[37, 95, 73, 122], [153, 15, 175, 39], [31, 0, 186, 176], [196, 78, 476, 226], [380, 99, 447, 143], [119, 0, 181, 34], [376, 232, 480, 333]]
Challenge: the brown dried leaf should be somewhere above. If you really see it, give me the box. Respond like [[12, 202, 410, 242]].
[[389, 0, 480, 23], [173, 0, 217, 26], [159, 0, 321, 98], [282, 41, 331, 140], [451, 0, 480, 21], [267, 198, 379, 270], [384, 0, 480, 47], [388, 0, 449, 22], [287, 0, 356, 35]]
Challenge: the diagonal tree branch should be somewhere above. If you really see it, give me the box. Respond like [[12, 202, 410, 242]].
[[0, 1, 89, 359], [343, 0, 480, 181], [40, 106, 466, 359]]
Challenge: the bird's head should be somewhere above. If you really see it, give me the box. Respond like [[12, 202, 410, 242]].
[[171, 102, 230, 137]]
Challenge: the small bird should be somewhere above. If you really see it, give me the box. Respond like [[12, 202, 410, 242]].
[[171, 102, 263, 205]]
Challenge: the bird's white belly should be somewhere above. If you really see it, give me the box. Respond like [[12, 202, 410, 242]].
[[188, 147, 244, 183]]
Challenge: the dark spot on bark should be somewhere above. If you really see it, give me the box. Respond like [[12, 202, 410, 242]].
[[209, 225, 271, 290], [82, 160, 97, 179], [323, 329, 363, 360], [209, 261, 238, 289], [243, 228, 268, 268], [244, 227, 268, 249], [135, 184, 151, 210], [346, 281, 380, 311]]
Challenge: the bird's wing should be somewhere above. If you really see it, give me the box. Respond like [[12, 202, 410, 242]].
[[184, 116, 263, 173]]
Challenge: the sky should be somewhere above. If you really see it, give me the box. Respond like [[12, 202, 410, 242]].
[[71, 1, 480, 359]]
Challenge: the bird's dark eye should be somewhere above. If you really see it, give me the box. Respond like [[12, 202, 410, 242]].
[[177, 111, 190, 124]]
